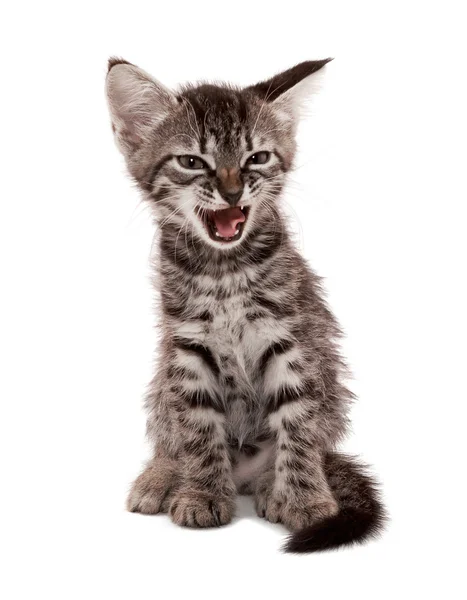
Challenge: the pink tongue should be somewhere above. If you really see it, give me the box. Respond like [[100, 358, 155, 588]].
[[213, 207, 245, 238]]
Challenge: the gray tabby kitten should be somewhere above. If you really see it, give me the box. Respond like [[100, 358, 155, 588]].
[[105, 57, 385, 552]]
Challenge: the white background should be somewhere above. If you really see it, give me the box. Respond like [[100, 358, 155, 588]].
[[1, 1, 466, 598]]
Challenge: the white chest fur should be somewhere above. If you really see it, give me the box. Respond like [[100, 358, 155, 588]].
[[172, 270, 298, 444]]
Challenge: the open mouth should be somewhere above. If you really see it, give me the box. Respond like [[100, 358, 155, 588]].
[[200, 206, 250, 243]]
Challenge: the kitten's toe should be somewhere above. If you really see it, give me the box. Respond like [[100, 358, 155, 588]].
[[280, 498, 339, 531], [169, 490, 234, 527], [254, 488, 283, 523], [127, 458, 177, 515], [255, 485, 339, 530], [127, 485, 167, 514], [254, 469, 279, 521]]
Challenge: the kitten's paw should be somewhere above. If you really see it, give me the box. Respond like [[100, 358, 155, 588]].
[[127, 459, 177, 515], [280, 497, 339, 530], [255, 487, 338, 531], [169, 490, 234, 528]]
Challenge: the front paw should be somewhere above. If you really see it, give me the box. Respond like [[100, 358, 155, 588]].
[[255, 488, 338, 531], [169, 490, 234, 528]]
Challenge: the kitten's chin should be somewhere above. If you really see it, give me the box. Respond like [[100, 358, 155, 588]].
[[197, 206, 250, 246]]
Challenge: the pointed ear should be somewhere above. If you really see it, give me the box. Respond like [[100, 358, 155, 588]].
[[105, 57, 177, 157], [247, 59, 332, 122]]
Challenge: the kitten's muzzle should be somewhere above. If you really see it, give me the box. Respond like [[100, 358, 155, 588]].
[[217, 167, 244, 207]]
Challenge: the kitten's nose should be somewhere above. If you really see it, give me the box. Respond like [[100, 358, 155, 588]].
[[217, 167, 243, 207], [221, 190, 243, 207]]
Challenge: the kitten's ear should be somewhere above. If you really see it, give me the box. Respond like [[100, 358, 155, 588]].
[[247, 59, 332, 122], [105, 57, 177, 157]]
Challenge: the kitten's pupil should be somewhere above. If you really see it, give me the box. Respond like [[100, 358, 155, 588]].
[[189, 157, 195, 167]]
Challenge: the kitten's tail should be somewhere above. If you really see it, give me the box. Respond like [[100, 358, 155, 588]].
[[284, 452, 386, 553]]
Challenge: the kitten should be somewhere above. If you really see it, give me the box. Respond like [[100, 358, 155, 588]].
[[105, 57, 386, 552]]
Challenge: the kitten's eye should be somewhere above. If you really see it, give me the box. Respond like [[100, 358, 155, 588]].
[[246, 151, 270, 166], [178, 155, 207, 170]]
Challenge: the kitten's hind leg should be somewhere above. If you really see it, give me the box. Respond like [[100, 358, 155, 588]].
[[254, 403, 338, 530], [127, 451, 179, 515]]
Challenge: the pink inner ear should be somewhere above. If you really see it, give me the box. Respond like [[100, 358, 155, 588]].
[[107, 63, 175, 152]]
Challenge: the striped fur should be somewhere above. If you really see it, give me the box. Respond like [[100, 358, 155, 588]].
[[106, 58, 386, 552]]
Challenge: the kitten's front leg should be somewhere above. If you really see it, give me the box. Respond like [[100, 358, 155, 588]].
[[255, 401, 338, 531], [169, 404, 236, 528]]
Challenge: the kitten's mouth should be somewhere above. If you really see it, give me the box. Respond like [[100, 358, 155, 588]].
[[200, 206, 250, 243]]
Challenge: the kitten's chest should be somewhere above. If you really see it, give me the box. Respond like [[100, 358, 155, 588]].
[[208, 293, 267, 369], [186, 272, 276, 370], [208, 292, 273, 443], [179, 271, 291, 379], [174, 272, 294, 444]]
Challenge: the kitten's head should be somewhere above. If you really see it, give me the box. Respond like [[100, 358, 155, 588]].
[[106, 58, 330, 249]]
